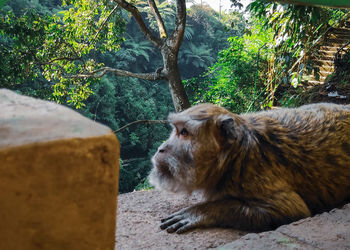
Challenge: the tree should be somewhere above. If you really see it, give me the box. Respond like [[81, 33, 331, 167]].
[[0, 2, 126, 108], [112, 0, 190, 112], [1, 0, 191, 111], [185, 19, 274, 113]]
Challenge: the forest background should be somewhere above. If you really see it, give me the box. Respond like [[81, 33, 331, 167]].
[[0, 0, 349, 192]]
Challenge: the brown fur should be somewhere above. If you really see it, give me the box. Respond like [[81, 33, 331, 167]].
[[149, 103, 350, 233]]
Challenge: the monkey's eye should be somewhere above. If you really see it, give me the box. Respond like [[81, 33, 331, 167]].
[[179, 128, 189, 137]]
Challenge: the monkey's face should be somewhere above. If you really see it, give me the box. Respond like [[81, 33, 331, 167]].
[[149, 104, 242, 193]]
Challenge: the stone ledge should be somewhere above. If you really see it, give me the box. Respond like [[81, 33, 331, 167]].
[[117, 190, 350, 249], [0, 89, 112, 149], [221, 203, 350, 249], [0, 89, 120, 250]]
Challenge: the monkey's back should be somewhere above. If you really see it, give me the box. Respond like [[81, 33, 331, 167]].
[[243, 103, 350, 213]]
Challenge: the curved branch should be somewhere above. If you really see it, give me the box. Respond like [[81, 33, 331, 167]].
[[171, 0, 186, 52], [114, 0, 162, 48], [148, 0, 167, 38], [114, 119, 168, 133], [71, 66, 167, 81]]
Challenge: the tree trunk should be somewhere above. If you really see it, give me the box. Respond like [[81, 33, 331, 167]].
[[162, 45, 190, 112], [167, 63, 190, 112]]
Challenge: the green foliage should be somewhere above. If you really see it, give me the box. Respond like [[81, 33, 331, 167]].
[[60, 0, 125, 53], [0, 0, 126, 108], [181, 43, 216, 69], [0, 10, 51, 87], [0, 0, 8, 8], [113, 77, 173, 193], [179, 5, 245, 78], [248, 2, 348, 92], [78, 77, 118, 129], [139, 0, 175, 33], [117, 34, 154, 68], [134, 177, 153, 191], [185, 20, 274, 113], [78, 75, 173, 193]]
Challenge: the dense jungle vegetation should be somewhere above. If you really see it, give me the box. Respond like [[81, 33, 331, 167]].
[[1, 0, 349, 192]]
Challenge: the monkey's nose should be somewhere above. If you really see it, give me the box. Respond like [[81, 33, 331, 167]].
[[158, 144, 168, 153]]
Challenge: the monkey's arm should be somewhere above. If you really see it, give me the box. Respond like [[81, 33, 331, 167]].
[[160, 191, 311, 233]]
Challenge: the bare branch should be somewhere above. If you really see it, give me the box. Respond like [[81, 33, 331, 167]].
[[71, 66, 167, 81], [114, 0, 162, 48], [148, 0, 167, 38], [171, 0, 186, 52], [114, 119, 168, 133]]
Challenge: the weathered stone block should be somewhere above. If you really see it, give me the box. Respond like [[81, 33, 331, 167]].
[[0, 89, 119, 250]]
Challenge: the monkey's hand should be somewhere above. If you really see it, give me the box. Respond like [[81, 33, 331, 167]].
[[160, 204, 213, 234], [160, 192, 311, 233]]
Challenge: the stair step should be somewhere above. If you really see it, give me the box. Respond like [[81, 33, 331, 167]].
[[313, 60, 334, 67], [327, 32, 350, 39], [319, 47, 339, 51], [326, 36, 350, 42], [309, 65, 335, 72], [308, 74, 327, 80], [318, 50, 337, 56], [316, 55, 336, 61], [319, 71, 334, 76], [301, 80, 324, 86], [299, 21, 349, 87], [307, 75, 327, 81], [332, 26, 350, 31], [319, 46, 339, 52], [303, 71, 328, 79], [320, 65, 334, 71], [323, 39, 350, 48], [306, 71, 332, 78], [330, 30, 350, 37]]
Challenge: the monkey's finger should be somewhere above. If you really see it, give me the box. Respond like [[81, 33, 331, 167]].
[[175, 222, 196, 234], [161, 216, 174, 223], [161, 209, 185, 222], [160, 215, 183, 229], [166, 220, 189, 233]]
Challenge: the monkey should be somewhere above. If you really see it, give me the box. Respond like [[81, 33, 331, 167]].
[[148, 103, 350, 234]]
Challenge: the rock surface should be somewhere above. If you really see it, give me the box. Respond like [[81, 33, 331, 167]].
[[0, 89, 113, 148], [117, 190, 350, 250], [0, 89, 120, 250], [116, 190, 244, 249]]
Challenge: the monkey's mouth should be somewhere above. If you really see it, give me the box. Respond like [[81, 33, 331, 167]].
[[156, 163, 173, 178]]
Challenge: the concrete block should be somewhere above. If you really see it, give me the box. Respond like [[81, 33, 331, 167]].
[[0, 89, 119, 250]]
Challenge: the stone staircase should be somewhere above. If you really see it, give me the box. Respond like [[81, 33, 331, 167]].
[[303, 20, 350, 86]]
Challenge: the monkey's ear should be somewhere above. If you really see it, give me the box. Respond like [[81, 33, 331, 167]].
[[218, 116, 237, 142]]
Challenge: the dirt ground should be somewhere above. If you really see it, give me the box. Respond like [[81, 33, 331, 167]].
[[116, 190, 350, 250]]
